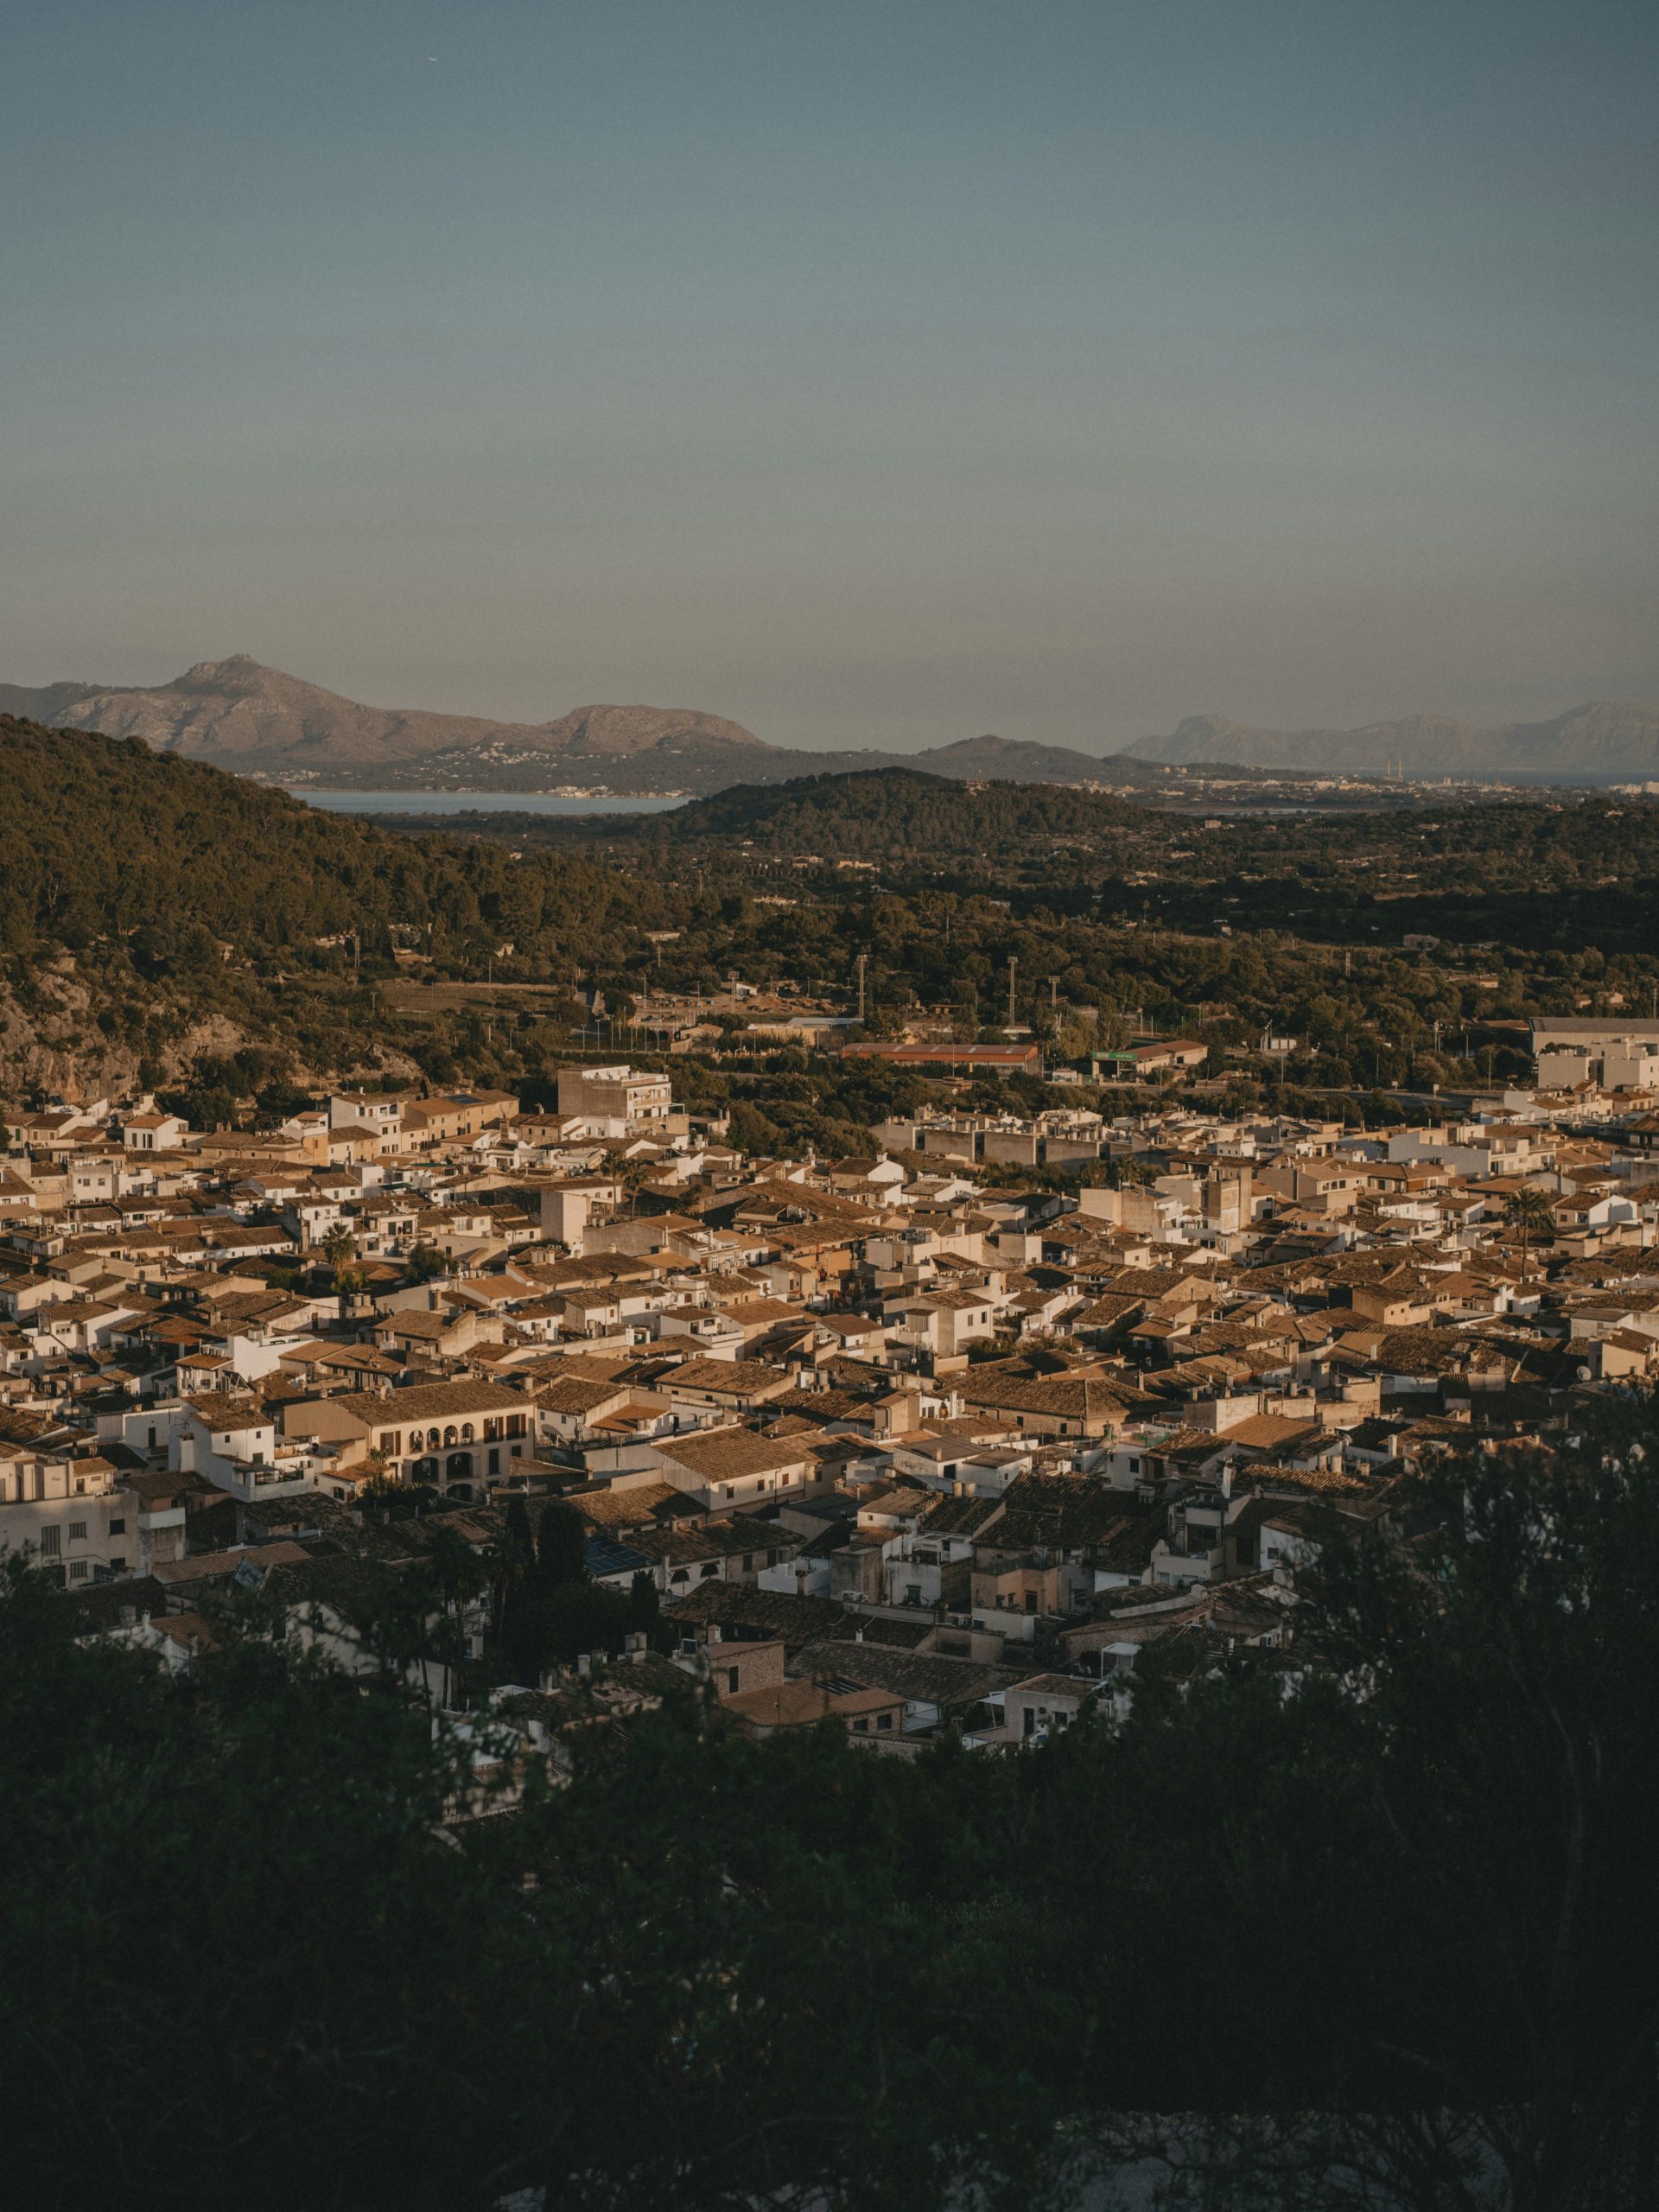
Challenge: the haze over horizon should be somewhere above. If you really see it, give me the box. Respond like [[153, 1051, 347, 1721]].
[[4, 0, 1656, 753]]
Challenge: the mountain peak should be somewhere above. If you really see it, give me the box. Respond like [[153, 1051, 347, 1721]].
[[537, 703, 765, 754], [178, 652, 269, 681], [3, 658, 764, 771], [1166, 714, 1246, 740]]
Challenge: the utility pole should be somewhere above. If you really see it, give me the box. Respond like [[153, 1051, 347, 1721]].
[[856, 954, 868, 1023], [1007, 955, 1017, 1029], [1049, 976, 1058, 1014]]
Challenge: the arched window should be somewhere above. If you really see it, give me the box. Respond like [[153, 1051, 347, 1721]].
[[461, 1423, 474, 1443], [443, 1426, 458, 1447]]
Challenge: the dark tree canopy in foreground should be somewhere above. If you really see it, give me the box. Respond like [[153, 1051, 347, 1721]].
[[2, 1408, 1656, 2212]]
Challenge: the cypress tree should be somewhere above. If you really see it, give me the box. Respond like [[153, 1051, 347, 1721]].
[[537, 1498, 588, 1586]]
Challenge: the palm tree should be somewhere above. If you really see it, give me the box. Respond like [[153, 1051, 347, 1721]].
[[320, 1220, 358, 1320], [1503, 1186, 1557, 1285], [320, 1218, 355, 1272]]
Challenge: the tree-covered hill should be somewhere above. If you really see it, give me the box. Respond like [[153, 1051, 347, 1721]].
[[375, 762, 1659, 959], [0, 715, 641, 963], [0, 716, 694, 1101], [437, 766, 1153, 861], [664, 766, 1150, 853], [6, 713, 1659, 1124]]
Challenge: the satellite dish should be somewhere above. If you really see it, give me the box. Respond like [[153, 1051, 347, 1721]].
[[1577, 1365, 1592, 1382]]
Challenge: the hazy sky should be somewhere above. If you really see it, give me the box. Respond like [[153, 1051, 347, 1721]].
[[4, 0, 1656, 752]]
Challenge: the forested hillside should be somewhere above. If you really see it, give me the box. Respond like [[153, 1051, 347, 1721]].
[[6, 714, 1659, 1130], [601, 766, 1148, 856], [371, 764, 1155, 856], [0, 716, 683, 1101], [0, 716, 645, 961], [408, 762, 1659, 965]]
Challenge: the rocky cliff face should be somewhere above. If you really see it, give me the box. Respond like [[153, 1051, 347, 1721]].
[[0, 961, 260, 1099]]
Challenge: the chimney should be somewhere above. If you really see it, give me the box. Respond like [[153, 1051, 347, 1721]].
[[576, 1652, 592, 1678]]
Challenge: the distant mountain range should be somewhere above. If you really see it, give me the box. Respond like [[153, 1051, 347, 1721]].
[[0, 656, 763, 778], [0, 656, 1157, 796], [2, 655, 1654, 792], [1123, 700, 1659, 781]]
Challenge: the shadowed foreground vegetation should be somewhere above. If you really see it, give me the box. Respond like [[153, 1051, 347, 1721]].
[[3, 1409, 1656, 2212]]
